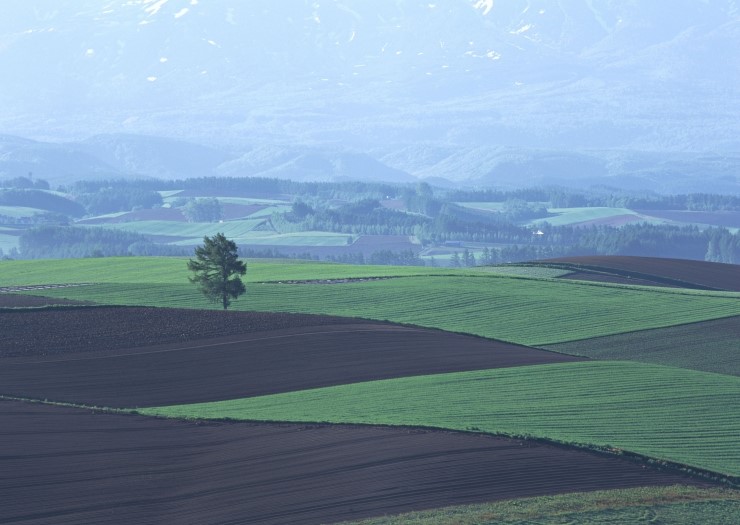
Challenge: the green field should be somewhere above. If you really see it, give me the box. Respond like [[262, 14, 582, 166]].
[[140, 361, 740, 477], [455, 202, 508, 212], [0, 233, 19, 252], [2, 258, 738, 347], [545, 317, 740, 376], [340, 486, 740, 525], [84, 219, 266, 240], [528, 207, 657, 226], [0, 205, 45, 218], [185, 231, 356, 247]]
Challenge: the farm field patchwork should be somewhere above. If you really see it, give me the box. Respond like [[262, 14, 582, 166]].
[[0, 307, 581, 407], [528, 207, 664, 227], [544, 316, 740, 376], [142, 361, 740, 477], [5, 268, 739, 347], [84, 218, 266, 240], [0, 400, 708, 525], [0, 257, 448, 285], [544, 255, 740, 292], [1, 255, 738, 524]]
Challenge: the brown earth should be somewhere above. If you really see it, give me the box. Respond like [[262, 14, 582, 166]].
[[0, 307, 363, 358], [0, 308, 581, 407], [0, 294, 94, 308], [545, 256, 740, 291], [0, 400, 710, 525]]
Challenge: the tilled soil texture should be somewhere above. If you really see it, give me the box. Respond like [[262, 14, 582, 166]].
[[545, 256, 740, 291], [0, 307, 365, 358], [0, 312, 580, 407], [0, 400, 710, 525], [0, 294, 94, 308]]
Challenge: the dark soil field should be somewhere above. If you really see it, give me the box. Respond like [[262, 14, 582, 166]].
[[0, 306, 362, 358], [0, 400, 709, 525], [0, 308, 581, 407], [0, 294, 94, 308], [546, 256, 740, 291]]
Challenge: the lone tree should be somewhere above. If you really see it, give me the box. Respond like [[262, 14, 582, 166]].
[[187, 233, 246, 310]]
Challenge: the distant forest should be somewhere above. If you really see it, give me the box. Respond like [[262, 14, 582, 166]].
[[1, 176, 738, 265]]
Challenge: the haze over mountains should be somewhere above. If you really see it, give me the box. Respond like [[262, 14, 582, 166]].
[[0, 0, 738, 191]]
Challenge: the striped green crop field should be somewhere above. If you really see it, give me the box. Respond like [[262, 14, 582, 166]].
[[339, 486, 740, 525], [0, 257, 446, 285], [140, 361, 740, 477], [2, 258, 738, 346], [544, 316, 740, 376]]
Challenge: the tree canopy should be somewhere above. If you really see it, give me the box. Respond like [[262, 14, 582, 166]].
[[187, 233, 247, 309]]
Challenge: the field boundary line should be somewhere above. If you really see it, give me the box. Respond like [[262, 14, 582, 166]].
[[1, 394, 737, 488]]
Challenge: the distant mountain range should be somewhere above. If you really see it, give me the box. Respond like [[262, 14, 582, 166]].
[[1, 133, 738, 194], [0, 1, 738, 190]]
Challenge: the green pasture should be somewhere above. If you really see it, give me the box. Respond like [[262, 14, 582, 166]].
[[209, 231, 355, 247], [340, 486, 740, 525], [141, 361, 740, 477], [0, 205, 45, 218], [245, 205, 291, 218], [77, 211, 129, 221], [0, 257, 445, 285], [215, 197, 290, 206], [2, 258, 738, 347], [545, 317, 740, 376], [0, 233, 19, 252], [157, 190, 183, 198], [529, 207, 658, 226], [455, 202, 508, 212], [84, 219, 265, 240]]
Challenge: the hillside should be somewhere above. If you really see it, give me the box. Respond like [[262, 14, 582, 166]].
[[1, 256, 739, 523]]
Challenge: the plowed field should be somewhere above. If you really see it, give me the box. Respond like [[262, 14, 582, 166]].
[[0, 308, 580, 407], [0, 307, 362, 358], [0, 400, 708, 525], [0, 294, 93, 308], [546, 256, 740, 291]]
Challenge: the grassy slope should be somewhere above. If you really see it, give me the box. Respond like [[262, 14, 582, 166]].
[[0, 257, 445, 284], [529, 207, 657, 226], [338, 486, 740, 525], [83, 219, 265, 239], [544, 317, 740, 376], [2, 258, 738, 347], [141, 361, 740, 477]]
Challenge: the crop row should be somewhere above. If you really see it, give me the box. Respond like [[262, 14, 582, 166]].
[[140, 361, 740, 477], [11, 273, 740, 347], [545, 316, 740, 376]]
